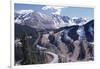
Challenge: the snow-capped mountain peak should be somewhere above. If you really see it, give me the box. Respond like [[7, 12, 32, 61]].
[[15, 10, 90, 30], [72, 17, 87, 25]]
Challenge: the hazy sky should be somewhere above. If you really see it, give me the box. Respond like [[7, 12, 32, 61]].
[[15, 3, 94, 20]]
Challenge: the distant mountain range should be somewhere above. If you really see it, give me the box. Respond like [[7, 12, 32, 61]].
[[15, 10, 90, 30], [15, 10, 94, 42]]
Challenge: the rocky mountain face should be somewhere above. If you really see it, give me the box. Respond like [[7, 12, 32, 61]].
[[15, 10, 94, 65]]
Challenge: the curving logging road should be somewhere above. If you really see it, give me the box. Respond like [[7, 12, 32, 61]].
[[36, 45, 59, 63]]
